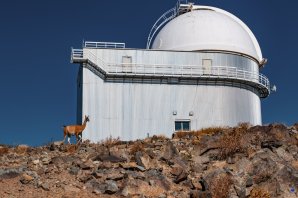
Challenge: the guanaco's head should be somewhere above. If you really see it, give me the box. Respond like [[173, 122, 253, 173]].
[[85, 115, 90, 122]]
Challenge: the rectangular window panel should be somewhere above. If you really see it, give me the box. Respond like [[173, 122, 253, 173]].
[[175, 121, 190, 131], [175, 122, 182, 131], [182, 122, 190, 131]]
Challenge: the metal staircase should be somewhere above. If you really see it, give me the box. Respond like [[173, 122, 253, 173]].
[[146, 0, 195, 49]]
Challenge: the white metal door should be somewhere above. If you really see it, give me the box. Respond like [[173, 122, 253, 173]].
[[202, 59, 212, 75], [122, 56, 132, 73]]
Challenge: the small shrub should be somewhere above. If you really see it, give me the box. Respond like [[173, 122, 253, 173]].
[[210, 173, 233, 198], [130, 141, 145, 155], [250, 187, 270, 198], [101, 136, 120, 147]]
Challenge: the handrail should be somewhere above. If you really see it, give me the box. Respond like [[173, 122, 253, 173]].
[[71, 50, 270, 95], [106, 63, 270, 90], [146, 0, 193, 49], [71, 48, 83, 62], [84, 41, 125, 49], [146, 8, 177, 49]]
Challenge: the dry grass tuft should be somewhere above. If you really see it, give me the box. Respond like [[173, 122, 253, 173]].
[[66, 144, 77, 153], [15, 145, 29, 154], [210, 173, 233, 198], [154, 135, 168, 141], [0, 146, 9, 155], [173, 127, 225, 139], [253, 169, 273, 184], [237, 122, 251, 130], [130, 141, 145, 155], [217, 126, 248, 159], [250, 187, 270, 198]]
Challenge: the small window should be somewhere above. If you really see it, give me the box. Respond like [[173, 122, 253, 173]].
[[175, 121, 190, 131]]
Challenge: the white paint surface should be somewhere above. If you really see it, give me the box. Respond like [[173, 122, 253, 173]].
[[152, 7, 262, 62]]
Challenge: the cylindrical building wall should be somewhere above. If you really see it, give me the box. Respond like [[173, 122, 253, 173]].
[[81, 67, 261, 142]]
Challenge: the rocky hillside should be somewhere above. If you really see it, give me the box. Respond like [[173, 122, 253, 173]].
[[0, 123, 298, 198]]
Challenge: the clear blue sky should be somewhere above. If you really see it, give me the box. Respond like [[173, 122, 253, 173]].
[[0, 0, 297, 146]]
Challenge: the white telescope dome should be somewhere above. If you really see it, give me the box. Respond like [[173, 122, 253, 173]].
[[151, 6, 263, 62]]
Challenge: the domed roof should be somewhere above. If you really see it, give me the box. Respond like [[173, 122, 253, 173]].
[[151, 6, 263, 62]]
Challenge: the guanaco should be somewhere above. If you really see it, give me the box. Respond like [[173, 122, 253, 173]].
[[63, 115, 90, 144]]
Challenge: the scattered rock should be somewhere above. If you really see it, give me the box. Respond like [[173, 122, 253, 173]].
[[0, 167, 24, 179], [276, 147, 294, 162], [135, 152, 155, 169], [106, 172, 124, 181], [33, 159, 40, 165], [261, 140, 283, 150], [20, 173, 34, 184], [105, 180, 118, 194], [170, 166, 183, 176], [94, 154, 126, 163], [174, 170, 188, 184], [69, 166, 80, 175], [42, 157, 51, 165], [41, 183, 50, 191], [0, 124, 298, 198]]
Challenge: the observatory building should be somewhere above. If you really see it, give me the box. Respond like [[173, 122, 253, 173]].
[[71, 0, 272, 142]]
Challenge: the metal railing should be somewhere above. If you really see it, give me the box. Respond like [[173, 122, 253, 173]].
[[71, 49, 270, 95], [106, 63, 270, 89], [146, 0, 193, 49], [71, 48, 83, 62], [84, 41, 125, 49], [146, 8, 177, 49]]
